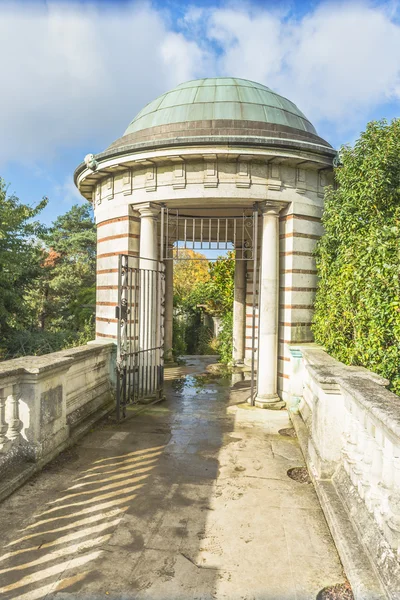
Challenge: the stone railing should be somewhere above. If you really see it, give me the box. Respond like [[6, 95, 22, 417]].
[[288, 345, 400, 600], [0, 342, 116, 499]]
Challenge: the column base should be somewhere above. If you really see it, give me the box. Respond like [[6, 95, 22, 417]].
[[251, 394, 286, 410]]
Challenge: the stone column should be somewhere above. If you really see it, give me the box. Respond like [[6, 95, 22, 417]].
[[255, 202, 285, 409], [138, 203, 159, 350], [164, 258, 174, 362], [138, 204, 160, 396], [232, 254, 246, 365], [138, 204, 159, 270]]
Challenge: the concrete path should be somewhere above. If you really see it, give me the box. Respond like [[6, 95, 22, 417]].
[[0, 357, 346, 600]]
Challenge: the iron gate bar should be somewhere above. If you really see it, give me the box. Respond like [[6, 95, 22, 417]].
[[161, 207, 256, 260], [250, 205, 259, 407], [116, 255, 165, 421]]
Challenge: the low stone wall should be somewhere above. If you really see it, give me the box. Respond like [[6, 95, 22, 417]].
[[0, 342, 116, 497], [288, 344, 400, 600]]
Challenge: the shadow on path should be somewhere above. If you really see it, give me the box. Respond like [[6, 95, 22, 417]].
[[0, 356, 346, 600]]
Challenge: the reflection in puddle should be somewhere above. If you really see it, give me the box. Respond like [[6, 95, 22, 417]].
[[170, 369, 249, 396]]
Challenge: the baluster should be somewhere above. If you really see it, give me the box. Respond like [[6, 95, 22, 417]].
[[360, 419, 375, 501], [355, 428, 368, 499], [365, 428, 383, 514], [341, 405, 352, 474], [378, 436, 394, 523], [385, 453, 400, 555], [0, 387, 12, 452], [7, 384, 22, 442], [346, 412, 360, 486]]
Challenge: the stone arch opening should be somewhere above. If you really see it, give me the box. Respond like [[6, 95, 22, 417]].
[[74, 77, 335, 419]]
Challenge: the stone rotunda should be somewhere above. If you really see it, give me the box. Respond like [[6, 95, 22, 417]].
[[74, 77, 335, 409]]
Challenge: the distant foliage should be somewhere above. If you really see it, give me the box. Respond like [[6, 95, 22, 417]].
[[217, 312, 234, 365], [0, 179, 47, 355], [172, 317, 187, 359], [0, 182, 96, 359], [173, 248, 210, 305], [28, 204, 96, 334], [313, 120, 400, 394], [172, 251, 234, 363]]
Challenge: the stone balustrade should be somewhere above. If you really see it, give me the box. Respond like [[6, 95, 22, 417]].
[[0, 342, 116, 499], [288, 344, 400, 599]]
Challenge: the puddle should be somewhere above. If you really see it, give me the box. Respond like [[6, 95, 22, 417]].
[[170, 370, 240, 394], [287, 467, 312, 484]]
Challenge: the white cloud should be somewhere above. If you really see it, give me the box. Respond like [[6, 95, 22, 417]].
[[161, 32, 210, 83], [0, 1, 207, 165], [0, 0, 400, 166], [209, 9, 285, 85], [54, 175, 85, 205], [203, 2, 400, 135]]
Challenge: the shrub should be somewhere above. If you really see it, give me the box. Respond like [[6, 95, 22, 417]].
[[313, 119, 400, 394], [216, 311, 233, 364]]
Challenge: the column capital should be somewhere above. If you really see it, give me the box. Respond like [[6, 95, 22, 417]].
[[259, 201, 285, 216], [136, 202, 160, 219]]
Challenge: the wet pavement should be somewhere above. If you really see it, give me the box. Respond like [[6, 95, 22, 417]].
[[0, 356, 346, 600]]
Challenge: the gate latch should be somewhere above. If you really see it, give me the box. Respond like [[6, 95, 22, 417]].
[[116, 301, 128, 321]]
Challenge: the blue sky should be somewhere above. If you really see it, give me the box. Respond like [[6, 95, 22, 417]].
[[1, 0, 399, 225]]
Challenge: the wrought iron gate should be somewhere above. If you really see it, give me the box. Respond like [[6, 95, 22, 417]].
[[116, 255, 165, 420], [160, 206, 259, 406]]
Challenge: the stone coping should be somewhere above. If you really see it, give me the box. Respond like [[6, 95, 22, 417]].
[[0, 343, 115, 379], [301, 346, 388, 386], [292, 344, 400, 444]]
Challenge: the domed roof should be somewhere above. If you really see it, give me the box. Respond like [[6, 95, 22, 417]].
[[104, 77, 333, 156], [124, 78, 317, 137]]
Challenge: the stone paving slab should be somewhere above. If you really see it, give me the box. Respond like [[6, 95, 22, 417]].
[[0, 357, 346, 600]]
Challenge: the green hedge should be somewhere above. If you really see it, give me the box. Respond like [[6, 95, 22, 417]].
[[313, 120, 400, 395]]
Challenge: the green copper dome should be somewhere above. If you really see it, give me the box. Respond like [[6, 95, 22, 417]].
[[124, 78, 317, 136], [102, 76, 333, 156]]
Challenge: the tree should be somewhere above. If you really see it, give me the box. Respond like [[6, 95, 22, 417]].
[[34, 204, 96, 333], [199, 251, 235, 316], [200, 252, 235, 363], [172, 250, 235, 362], [0, 178, 47, 355], [313, 119, 400, 394], [173, 248, 210, 307]]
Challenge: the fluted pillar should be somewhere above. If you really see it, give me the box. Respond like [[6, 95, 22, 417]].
[[255, 202, 285, 409]]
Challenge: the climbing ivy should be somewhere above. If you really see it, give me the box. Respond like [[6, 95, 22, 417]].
[[313, 119, 400, 394]]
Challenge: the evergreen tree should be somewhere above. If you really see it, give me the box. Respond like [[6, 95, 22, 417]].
[[36, 204, 96, 332], [0, 178, 47, 355]]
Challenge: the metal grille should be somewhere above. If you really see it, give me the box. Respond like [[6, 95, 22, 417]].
[[161, 207, 257, 261], [116, 255, 165, 420]]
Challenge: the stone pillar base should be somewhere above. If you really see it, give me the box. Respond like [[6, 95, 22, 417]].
[[251, 394, 286, 410]]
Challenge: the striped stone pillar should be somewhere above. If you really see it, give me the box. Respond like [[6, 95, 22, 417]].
[[95, 209, 140, 342], [278, 211, 323, 400]]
